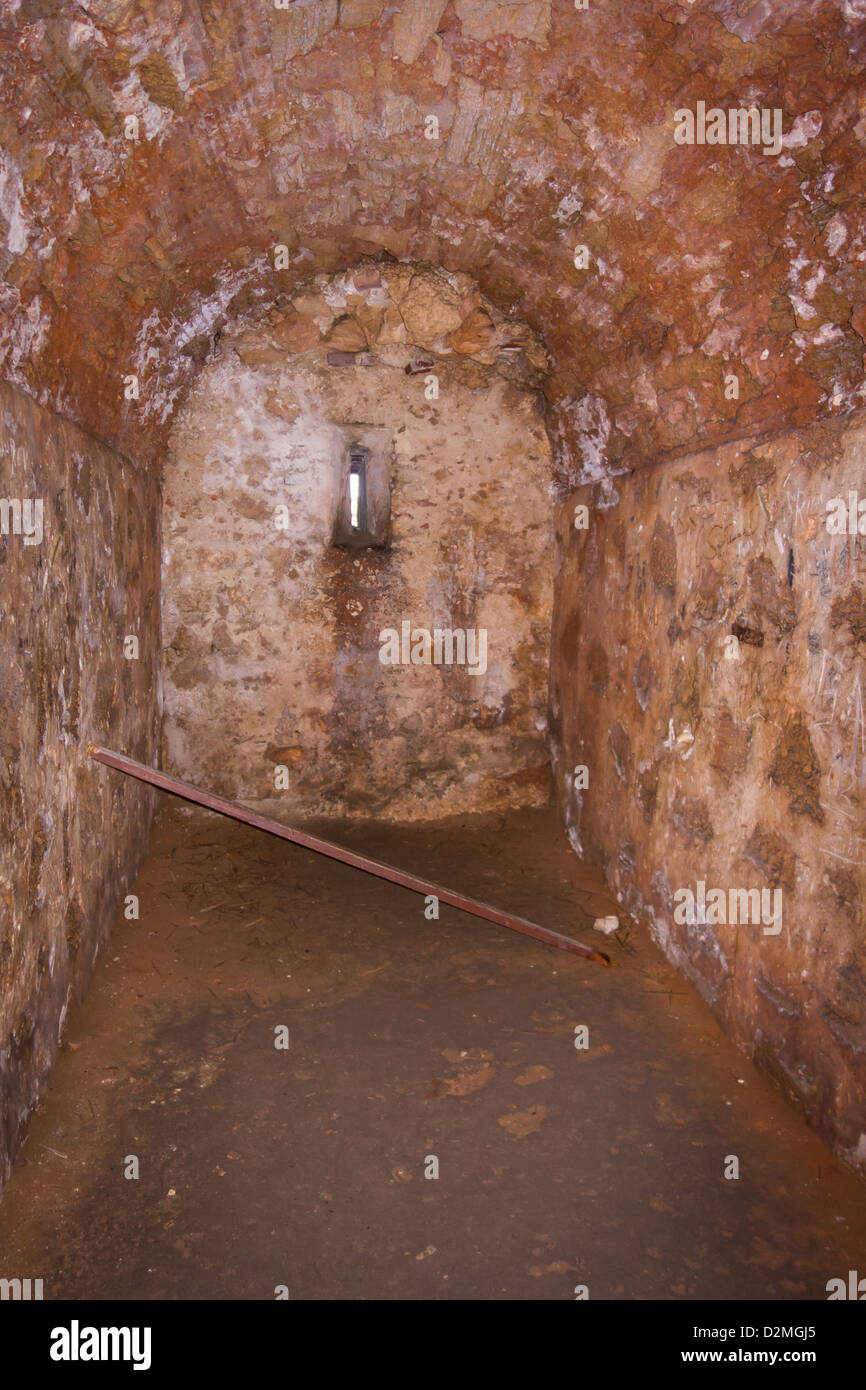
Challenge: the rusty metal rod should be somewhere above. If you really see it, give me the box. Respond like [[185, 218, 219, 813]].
[[88, 745, 611, 965]]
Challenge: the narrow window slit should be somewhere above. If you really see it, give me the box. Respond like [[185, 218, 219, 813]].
[[349, 448, 366, 532], [332, 437, 389, 550]]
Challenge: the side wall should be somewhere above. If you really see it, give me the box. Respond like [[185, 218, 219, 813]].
[[550, 411, 866, 1167], [0, 383, 160, 1193]]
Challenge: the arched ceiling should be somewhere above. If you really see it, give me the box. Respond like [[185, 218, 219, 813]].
[[1, 0, 865, 478]]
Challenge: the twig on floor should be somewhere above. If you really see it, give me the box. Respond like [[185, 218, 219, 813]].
[[40, 1144, 68, 1161]]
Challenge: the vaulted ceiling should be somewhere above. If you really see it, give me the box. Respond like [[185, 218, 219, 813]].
[[1, 0, 865, 479]]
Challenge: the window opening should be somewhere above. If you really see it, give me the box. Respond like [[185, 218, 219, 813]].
[[349, 447, 367, 532]]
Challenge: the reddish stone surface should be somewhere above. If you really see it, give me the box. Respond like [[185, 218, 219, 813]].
[[0, 2, 864, 477]]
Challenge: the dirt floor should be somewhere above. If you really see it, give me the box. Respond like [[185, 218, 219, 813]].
[[0, 799, 864, 1300]]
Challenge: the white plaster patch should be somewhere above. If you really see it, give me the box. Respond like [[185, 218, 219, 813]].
[[780, 110, 823, 149], [825, 213, 848, 256], [0, 150, 30, 255], [555, 191, 583, 223]]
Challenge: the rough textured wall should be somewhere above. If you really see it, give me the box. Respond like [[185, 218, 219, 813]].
[[1, 2, 865, 476], [162, 263, 554, 819], [550, 409, 866, 1169], [0, 382, 160, 1193]]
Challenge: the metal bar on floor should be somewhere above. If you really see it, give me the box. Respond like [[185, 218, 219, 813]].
[[88, 745, 611, 965]]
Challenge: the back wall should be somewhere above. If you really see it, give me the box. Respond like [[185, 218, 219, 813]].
[[161, 264, 555, 821]]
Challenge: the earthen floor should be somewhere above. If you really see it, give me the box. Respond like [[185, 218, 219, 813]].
[[0, 800, 863, 1300]]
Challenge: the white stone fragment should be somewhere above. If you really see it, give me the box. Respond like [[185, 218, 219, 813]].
[[593, 915, 619, 935]]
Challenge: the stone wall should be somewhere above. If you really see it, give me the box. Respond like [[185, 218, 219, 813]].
[[0, 383, 160, 1193], [162, 263, 554, 820], [550, 410, 866, 1169]]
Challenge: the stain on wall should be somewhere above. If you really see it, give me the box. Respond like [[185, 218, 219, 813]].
[[162, 263, 554, 819], [550, 411, 866, 1169], [0, 383, 160, 1193]]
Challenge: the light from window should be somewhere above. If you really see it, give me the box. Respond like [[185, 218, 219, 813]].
[[349, 449, 366, 533], [349, 469, 361, 529], [332, 440, 387, 549]]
